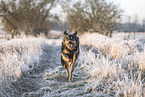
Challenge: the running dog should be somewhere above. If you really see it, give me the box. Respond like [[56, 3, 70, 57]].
[[61, 31, 79, 82]]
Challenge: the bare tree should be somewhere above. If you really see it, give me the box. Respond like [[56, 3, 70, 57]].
[[133, 14, 138, 39], [62, 1, 90, 34], [143, 19, 145, 32], [62, 0, 122, 37], [127, 16, 131, 32], [0, 0, 57, 36]]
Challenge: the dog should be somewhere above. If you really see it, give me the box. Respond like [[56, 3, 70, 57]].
[[61, 31, 79, 82]]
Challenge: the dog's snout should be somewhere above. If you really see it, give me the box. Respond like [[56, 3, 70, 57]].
[[69, 41, 72, 44]]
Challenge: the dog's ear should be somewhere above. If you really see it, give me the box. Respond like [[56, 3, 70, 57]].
[[73, 31, 77, 36], [64, 31, 68, 35]]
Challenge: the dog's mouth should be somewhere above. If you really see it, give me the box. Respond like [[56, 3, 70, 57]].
[[69, 44, 73, 48]]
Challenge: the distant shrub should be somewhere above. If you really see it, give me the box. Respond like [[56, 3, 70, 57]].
[[63, 0, 123, 37], [0, 0, 57, 36]]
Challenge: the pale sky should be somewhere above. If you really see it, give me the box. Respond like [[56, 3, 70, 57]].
[[115, 0, 145, 22]]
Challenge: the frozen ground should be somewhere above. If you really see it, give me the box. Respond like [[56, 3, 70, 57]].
[[0, 33, 145, 97]]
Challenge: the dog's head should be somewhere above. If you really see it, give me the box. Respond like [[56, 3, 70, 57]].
[[63, 31, 78, 50]]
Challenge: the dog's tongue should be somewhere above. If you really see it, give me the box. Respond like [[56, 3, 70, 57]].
[[69, 44, 73, 48]]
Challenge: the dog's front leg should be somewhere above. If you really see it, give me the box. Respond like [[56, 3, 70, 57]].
[[69, 54, 76, 82]]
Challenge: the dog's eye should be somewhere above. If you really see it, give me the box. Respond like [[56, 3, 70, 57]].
[[65, 37, 69, 40], [71, 38, 75, 40], [69, 36, 75, 40]]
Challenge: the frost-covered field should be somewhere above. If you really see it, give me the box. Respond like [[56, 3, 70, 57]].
[[0, 33, 145, 96]]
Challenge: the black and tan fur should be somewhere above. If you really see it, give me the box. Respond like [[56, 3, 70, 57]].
[[61, 31, 79, 82]]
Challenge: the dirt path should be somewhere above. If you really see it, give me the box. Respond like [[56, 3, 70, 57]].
[[0, 43, 90, 97], [30, 44, 89, 96]]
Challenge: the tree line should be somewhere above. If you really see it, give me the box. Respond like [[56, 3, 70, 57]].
[[117, 15, 145, 32], [0, 0, 123, 37]]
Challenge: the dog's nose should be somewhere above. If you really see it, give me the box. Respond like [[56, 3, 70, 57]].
[[69, 41, 72, 44]]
